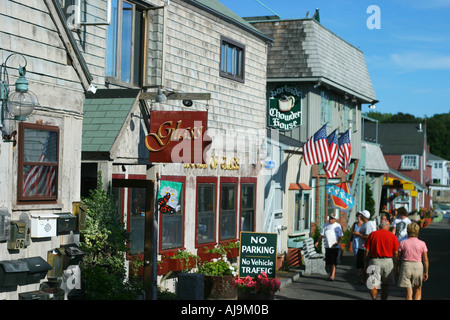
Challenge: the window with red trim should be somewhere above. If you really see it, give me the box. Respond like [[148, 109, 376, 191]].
[[18, 123, 59, 203], [240, 178, 256, 232], [196, 177, 217, 246], [220, 177, 238, 241]]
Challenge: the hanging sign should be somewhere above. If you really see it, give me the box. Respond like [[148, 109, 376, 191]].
[[239, 232, 277, 278], [145, 111, 211, 164], [268, 85, 302, 131], [327, 182, 354, 212], [157, 180, 183, 214]]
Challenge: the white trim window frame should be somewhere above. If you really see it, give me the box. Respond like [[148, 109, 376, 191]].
[[401, 154, 419, 170]]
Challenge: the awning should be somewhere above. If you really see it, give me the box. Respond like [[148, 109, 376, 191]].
[[289, 183, 312, 190], [383, 176, 414, 189]]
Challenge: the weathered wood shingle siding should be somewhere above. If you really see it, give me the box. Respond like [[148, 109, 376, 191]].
[[160, 0, 269, 134]]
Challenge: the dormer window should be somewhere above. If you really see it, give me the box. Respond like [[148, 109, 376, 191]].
[[401, 154, 419, 170]]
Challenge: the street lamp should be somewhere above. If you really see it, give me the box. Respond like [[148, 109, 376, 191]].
[[1, 53, 39, 141]]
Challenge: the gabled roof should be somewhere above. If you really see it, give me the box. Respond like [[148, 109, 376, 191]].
[[368, 123, 426, 155], [427, 152, 449, 162], [249, 18, 377, 103], [82, 89, 140, 156], [363, 142, 389, 173], [184, 0, 273, 42]]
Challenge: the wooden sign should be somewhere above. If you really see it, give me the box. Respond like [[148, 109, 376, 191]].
[[145, 111, 210, 163]]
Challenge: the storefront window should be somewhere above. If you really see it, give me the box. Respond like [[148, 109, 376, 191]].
[[18, 123, 59, 202], [161, 182, 184, 251], [220, 180, 237, 241], [197, 181, 216, 244], [240, 182, 255, 232]]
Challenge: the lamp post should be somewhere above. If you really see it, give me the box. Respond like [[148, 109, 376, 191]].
[[1, 53, 38, 137]]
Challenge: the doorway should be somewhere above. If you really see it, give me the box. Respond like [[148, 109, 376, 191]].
[[112, 178, 155, 299]]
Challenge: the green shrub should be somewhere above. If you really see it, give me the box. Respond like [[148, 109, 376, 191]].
[[80, 173, 142, 300]]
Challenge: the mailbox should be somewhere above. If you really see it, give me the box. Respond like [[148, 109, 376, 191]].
[[61, 244, 85, 268], [0, 260, 29, 287], [57, 213, 76, 234], [30, 213, 57, 238], [19, 256, 52, 284], [8, 221, 28, 250], [47, 249, 64, 279], [73, 202, 87, 231], [19, 290, 49, 300], [0, 207, 11, 242]]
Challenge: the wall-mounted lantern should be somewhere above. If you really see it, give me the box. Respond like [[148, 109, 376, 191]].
[[1, 53, 39, 144]]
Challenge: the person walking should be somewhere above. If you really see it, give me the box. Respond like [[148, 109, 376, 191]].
[[391, 207, 412, 242], [397, 222, 429, 300], [349, 212, 364, 279], [352, 210, 375, 284], [364, 220, 399, 300], [315, 213, 343, 281]]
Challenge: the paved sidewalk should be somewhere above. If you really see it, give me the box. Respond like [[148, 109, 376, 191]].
[[274, 250, 404, 300]]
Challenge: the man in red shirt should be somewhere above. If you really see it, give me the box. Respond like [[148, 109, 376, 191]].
[[364, 220, 399, 300]]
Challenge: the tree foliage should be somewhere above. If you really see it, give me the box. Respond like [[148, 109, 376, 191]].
[[364, 111, 450, 160], [80, 173, 142, 300]]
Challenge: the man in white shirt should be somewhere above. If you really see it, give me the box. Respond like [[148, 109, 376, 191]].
[[352, 210, 376, 283], [316, 213, 343, 281], [391, 207, 412, 242]]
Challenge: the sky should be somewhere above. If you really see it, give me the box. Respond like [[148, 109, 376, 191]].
[[221, 0, 450, 118]]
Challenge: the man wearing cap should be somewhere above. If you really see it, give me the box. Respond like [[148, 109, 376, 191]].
[[352, 210, 376, 284], [315, 213, 343, 281], [364, 220, 399, 300]]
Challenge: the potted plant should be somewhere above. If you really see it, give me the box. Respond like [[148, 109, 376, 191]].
[[235, 271, 281, 300], [197, 256, 238, 300], [165, 250, 197, 272]]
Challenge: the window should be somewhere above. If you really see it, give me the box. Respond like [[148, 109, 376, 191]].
[[106, 0, 145, 85], [220, 178, 238, 241], [18, 123, 59, 203], [240, 179, 256, 232], [220, 36, 245, 82], [401, 155, 419, 170], [294, 191, 310, 233], [327, 179, 340, 219], [160, 176, 185, 251], [196, 177, 217, 245]]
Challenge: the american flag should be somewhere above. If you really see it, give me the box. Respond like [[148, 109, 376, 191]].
[[22, 132, 57, 197], [303, 124, 331, 166], [325, 129, 339, 178], [338, 130, 351, 174]]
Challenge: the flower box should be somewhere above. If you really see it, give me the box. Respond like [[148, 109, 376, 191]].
[[288, 238, 304, 248], [198, 252, 220, 262], [168, 257, 196, 272], [226, 247, 239, 259], [157, 259, 169, 275]]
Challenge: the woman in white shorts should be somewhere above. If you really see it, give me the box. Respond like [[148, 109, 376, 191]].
[[397, 222, 429, 300]]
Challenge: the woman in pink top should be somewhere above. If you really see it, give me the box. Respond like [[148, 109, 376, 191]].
[[397, 222, 429, 300]]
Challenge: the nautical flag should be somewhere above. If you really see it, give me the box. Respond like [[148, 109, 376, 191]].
[[324, 129, 339, 178], [303, 124, 331, 166], [23, 132, 57, 197], [338, 130, 351, 174]]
